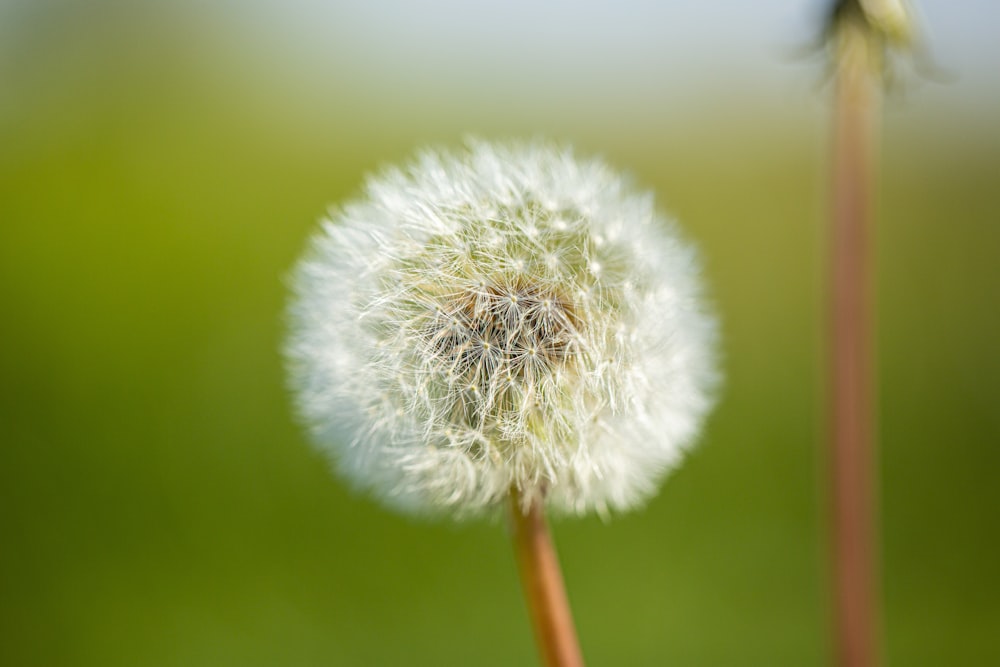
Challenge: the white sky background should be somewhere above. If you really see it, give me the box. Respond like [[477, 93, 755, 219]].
[[1, 0, 997, 133], [222, 0, 1000, 114]]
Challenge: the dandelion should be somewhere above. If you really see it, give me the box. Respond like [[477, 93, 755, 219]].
[[287, 139, 717, 518], [822, 2, 916, 665], [285, 139, 719, 665]]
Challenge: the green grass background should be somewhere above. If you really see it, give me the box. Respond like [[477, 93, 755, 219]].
[[2, 3, 998, 665]]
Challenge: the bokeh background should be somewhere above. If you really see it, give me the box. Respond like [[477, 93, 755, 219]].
[[2, 1, 998, 665]]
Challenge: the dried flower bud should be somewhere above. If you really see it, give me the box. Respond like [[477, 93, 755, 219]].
[[285, 140, 718, 518]]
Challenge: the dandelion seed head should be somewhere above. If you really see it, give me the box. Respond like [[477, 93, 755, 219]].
[[286, 139, 719, 519]]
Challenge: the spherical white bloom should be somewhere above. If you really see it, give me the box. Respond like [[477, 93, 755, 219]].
[[286, 140, 718, 519]]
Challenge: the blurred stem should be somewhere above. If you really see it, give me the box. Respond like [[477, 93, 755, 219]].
[[829, 11, 881, 667], [509, 488, 584, 667]]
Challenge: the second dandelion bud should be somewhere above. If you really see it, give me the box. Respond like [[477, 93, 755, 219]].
[[287, 140, 718, 519]]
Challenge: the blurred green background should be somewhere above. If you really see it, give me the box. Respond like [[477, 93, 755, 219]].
[[2, 1, 998, 665]]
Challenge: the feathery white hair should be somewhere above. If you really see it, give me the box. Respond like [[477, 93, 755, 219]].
[[286, 140, 718, 519]]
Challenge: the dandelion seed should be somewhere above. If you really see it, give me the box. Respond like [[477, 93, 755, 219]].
[[285, 139, 718, 519]]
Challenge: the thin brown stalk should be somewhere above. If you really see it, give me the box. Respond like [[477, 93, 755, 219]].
[[829, 11, 882, 667], [509, 488, 584, 667]]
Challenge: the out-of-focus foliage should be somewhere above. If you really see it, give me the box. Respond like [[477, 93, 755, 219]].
[[1, 2, 997, 665]]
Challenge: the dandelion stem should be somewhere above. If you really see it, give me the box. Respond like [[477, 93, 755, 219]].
[[509, 488, 584, 667], [829, 9, 882, 667]]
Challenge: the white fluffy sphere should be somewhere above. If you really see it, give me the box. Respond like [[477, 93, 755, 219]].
[[286, 140, 718, 519]]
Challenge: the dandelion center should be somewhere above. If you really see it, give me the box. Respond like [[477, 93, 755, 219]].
[[422, 278, 580, 432]]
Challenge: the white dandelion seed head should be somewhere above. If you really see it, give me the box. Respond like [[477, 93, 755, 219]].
[[286, 139, 719, 519]]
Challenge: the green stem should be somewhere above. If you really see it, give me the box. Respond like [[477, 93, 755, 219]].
[[829, 14, 881, 667], [509, 488, 584, 667]]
